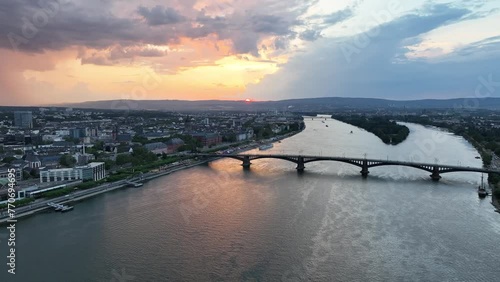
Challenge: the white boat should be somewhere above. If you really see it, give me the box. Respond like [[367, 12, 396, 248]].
[[259, 144, 273, 150], [61, 206, 74, 212]]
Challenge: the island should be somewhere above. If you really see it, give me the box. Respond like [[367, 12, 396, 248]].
[[332, 115, 410, 145]]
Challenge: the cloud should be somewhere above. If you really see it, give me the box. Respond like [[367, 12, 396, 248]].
[[137, 5, 186, 26], [322, 7, 354, 25], [0, 0, 178, 53], [245, 3, 500, 100], [0, 0, 318, 58], [300, 30, 322, 41]]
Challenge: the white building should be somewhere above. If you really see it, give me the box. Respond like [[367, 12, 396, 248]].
[[40, 162, 106, 183]]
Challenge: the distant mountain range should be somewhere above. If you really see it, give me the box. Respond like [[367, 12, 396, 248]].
[[59, 97, 500, 112]]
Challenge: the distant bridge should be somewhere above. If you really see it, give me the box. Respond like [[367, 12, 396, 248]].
[[194, 153, 500, 181]]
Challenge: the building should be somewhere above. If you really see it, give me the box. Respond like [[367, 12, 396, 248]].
[[25, 154, 42, 169], [40, 162, 106, 183], [73, 153, 95, 165], [116, 134, 133, 142], [145, 142, 169, 154], [81, 162, 106, 182], [0, 166, 23, 183], [14, 111, 33, 128], [192, 133, 222, 147], [166, 138, 185, 153], [236, 132, 247, 141], [69, 128, 86, 139]]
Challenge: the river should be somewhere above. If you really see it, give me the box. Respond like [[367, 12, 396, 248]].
[[1, 117, 499, 281]]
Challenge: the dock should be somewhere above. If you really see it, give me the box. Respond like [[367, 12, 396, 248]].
[[125, 181, 143, 188], [47, 202, 74, 212]]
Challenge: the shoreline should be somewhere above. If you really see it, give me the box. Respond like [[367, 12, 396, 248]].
[[399, 121, 500, 211], [0, 131, 301, 224]]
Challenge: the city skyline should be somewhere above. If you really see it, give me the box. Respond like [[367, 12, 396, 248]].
[[0, 0, 499, 106]]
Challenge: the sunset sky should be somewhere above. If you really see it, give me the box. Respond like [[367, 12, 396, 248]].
[[0, 0, 499, 106]]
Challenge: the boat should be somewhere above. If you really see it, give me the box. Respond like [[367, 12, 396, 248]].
[[326, 125, 329, 127], [259, 144, 273, 150], [350, 131, 353, 134], [61, 206, 74, 212], [478, 174, 488, 198], [475, 156, 481, 159]]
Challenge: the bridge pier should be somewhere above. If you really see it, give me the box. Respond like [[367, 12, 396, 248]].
[[360, 160, 369, 178], [242, 156, 252, 169], [296, 157, 305, 172], [430, 166, 441, 181]]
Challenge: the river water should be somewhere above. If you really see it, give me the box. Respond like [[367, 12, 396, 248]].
[[1, 117, 500, 281]]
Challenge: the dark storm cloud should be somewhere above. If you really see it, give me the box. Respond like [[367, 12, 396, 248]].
[[0, 0, 178, 52], [0, 0, 319, 57], [137, 5, 186, 26]]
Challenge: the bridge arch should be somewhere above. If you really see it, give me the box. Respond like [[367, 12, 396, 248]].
[[222, 155, 299, 164], [302, 158, 363, 168], [368, 163, 434, 173]]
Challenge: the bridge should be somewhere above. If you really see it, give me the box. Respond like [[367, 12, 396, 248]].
[[195, 153, 500, 181]]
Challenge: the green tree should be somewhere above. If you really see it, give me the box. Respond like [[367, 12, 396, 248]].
[[2, 156, 16, 164], [116, 154, 132, 165], [132, 135, 149, 145], [60, 154, 76, 167], [94, 141, 104, 150]]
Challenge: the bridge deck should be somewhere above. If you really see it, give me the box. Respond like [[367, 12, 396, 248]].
[[195, 153, 500, 174]]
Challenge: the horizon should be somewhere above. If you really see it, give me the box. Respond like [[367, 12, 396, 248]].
[[1, 1, 499, 106], [3, 95, 500, 108]]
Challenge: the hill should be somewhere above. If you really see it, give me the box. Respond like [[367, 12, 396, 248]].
[[57, 97, 500, 112]]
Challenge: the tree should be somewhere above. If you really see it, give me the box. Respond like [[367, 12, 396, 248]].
[[132, 135, 149, 145], [60, 154, 76, 167], [14, 149, 23, 155], [116, 154, 132, 165], [2, 156, 16, 164], [94, 141, 104, 151], [0, 146, 4, 153]]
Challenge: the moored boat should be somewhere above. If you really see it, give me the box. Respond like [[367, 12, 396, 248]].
[[478, 174, 488, 198], [61, 206, 74, 212], [259, 144, 273, 150]]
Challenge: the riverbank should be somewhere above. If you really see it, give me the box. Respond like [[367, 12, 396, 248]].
[[0, 131, 300, 224], [400, 120, 500, 211]]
